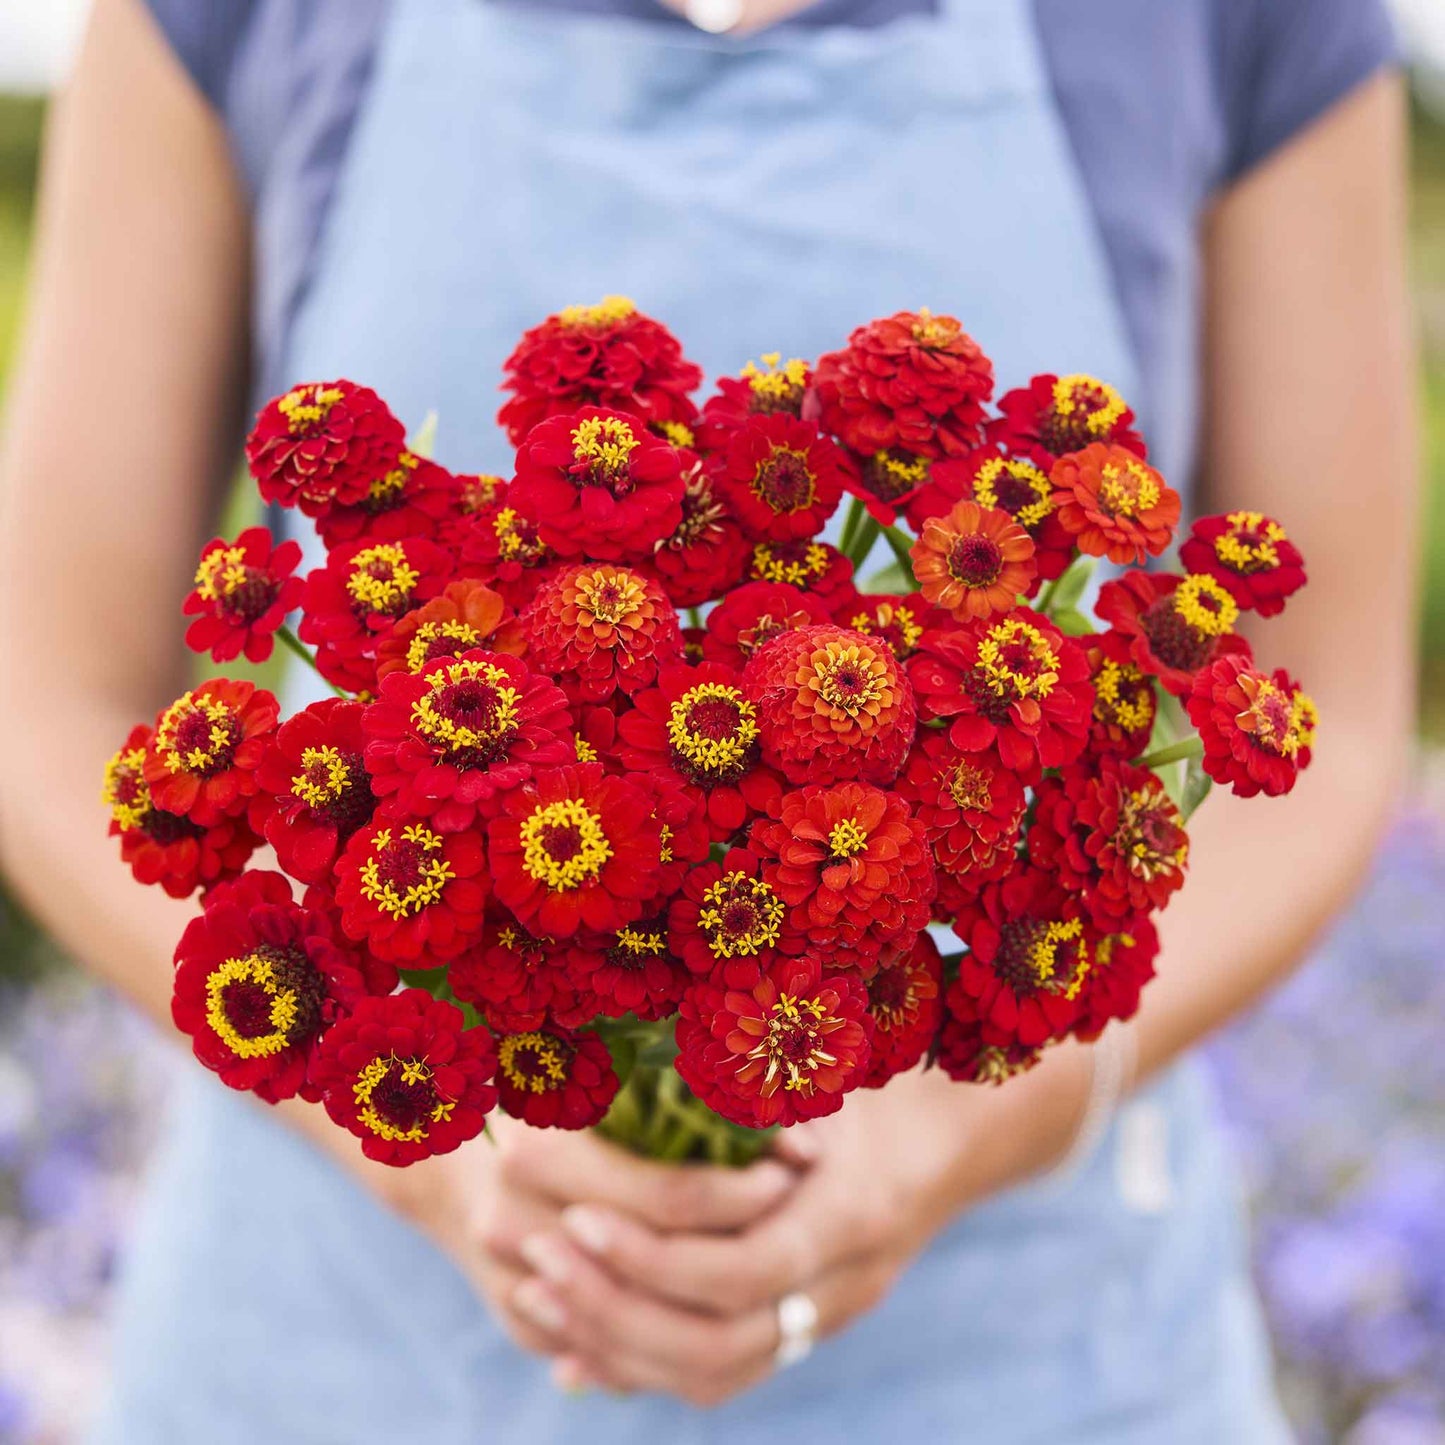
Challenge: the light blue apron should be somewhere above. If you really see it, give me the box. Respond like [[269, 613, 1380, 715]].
[[97, 1, 1289, 1439]]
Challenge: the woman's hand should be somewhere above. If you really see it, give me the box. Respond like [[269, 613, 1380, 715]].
[[514, 1048, 1092, 1404]]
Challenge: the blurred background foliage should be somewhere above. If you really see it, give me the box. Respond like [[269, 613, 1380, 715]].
[[0, 84, 1443, 1445]]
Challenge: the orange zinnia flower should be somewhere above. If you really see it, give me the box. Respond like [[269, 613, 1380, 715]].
[[910, 500, 1036, 622]]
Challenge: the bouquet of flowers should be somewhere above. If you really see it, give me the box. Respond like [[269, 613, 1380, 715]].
[[101, 299, 1316, 1167]]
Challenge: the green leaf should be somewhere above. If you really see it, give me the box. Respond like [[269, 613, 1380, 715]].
[[397, 964, 450, 995], [863, 561, 909, 592], [408, 409, 439, 459], [1181, 758, 1213, 820], [1052, 606, 1097, 637]]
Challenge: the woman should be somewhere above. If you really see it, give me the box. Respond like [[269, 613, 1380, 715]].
[[0, 0, 1415, 1438]]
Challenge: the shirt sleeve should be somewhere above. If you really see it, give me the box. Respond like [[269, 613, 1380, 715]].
[[1220, 0, 1401, 185], [141, 0, 258, 110]]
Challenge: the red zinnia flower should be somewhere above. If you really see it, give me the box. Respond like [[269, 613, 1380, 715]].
[[251, 698, 377, 884], [951, 864, 1094, 1049], [364, 650, 573, 833], [745, 623, 917, 786], [668, 849, 789, 989], [522, 562, 683, 704], [839, 594, 940, 666], [171, 869, 372, 1104], [641, 464, 752, 609], [183, 527, 304, 664], [298, 536, 454, 695], [750, 780, 935, 973], [103, 725, 259, 897], [312, 989, 499, 1165], [697, 353, 812, 449], [617, 661, 781, 842], [144, 678, 278, 827], [1029, 759, 1189, 932], [494, 1023, 620, 1129], [893, 732, 1025, 888], [567, 917, 692, 1022], [247, 380, 406, 516], [907, 609, 1092, 777], [1186, 652, 1318, 798], [499, 296, 702, 445], [1085, 632, 1158, 757], [1072, 916, 1160, 1041], [910, 500, 1036, 622], [700, 580, 831, 669], [1178, 511, 1307, 618], [333, 814, 487, 963], [374, 577, 523, 681], [1095, 569, 1247, 698], [936, 992, 1043, 1085], [991, 373, 1146, 464], [812, 310, 993, 460], [510, 407, 684, 562], [449, 910, 596, 1033], [746, 538, 856, 610], [456, 503, 560, 610], [860, 934, 943, 1088], [314, 451, 462, 549], [675, 955, 872, 1129], [487, 764, 664, 938], [847, 448, 933, 526], [714, 413, 847, 542], [1050, 443, 1179, 565]]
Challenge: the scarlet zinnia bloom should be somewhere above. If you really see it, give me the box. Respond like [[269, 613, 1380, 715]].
[[247, 380, 405, 516], [849, 448, 933, 526], [183, 527, 304, 664], [812, 310, 993, 460], [911, 500, 1036, 622], [171, 870, 372, 1104], [642, 464, 752, 609], [1029, 759, 1189, 932], [364, 650, 572, 833], [251, 698, 377, 884], [499, 296, 702, 445], [936, 993, 1042, 1085], [992, 373, 1146, 464], [103, 725, 258, 897], [333, 815, 487, 963], [906, 447, 1075, 585], [861, 934, 943, 1088], [510, 407, 684, 562], [699, 580, 831, 669], [298, 537, 454, 695], [312, 989, 499, 1165], [1187, 652, 1318, 798], [745, 623, 917, 786], [1179, 511, 1306, 618], [1072, 916, 1159, 1042], [494, 1023, 620, 1129], [746, 539, 856, 609], [617, 662, 781, 842], [374, 577, 523, 681], [1050, 443, 1179, 565], [951, 865, 1093, 1049], [522, 563, 683, 704], [568, 917, 692, 1022], [750, 781, 935, 972], [456, 504, 560, 610], [144, 678, 278, 827], [315, 451, 462, 549], [893, 732, 1025, 889], [675, 955, 872, 1129], [714, 413, 847, 543], [697, 354, 812, 449], [487, 764, 664, 938], [1096, 569, 1247, 698], [1085, 632, 1158, 757], [449, 910, 594, 1033], [907, 609, 1092, 776], [668, 849, 789, 989]]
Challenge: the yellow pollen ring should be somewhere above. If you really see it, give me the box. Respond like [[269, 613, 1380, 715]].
[[410, 659, 521, 754], [1051, 374, 1126, 436], [699, 873, 783, 958], [571, 414, 640, 472], [102, 746, 152, 830], [368, 451, 420, 505], [614, 927, 667, 957], [278, 383, 344, 433], [1173, 574, 1240, 636], [573, 567, 648, 627], [743, 352, 810, 403], [558, 295, 636, 328], [352, 1053, 454, 1141], [972, 457, 1053, 529], [1025, 918, 1088, 998], [1215, 510, 1287, 573], [498, 1032, 569, 1093], [749, 993, 835, 1092], [346, 543, 420, 613], [828, 818, 870, 858], [155, 691, 238, 776], [1092, 658, 1154, 733], [809, 643, 890, 717], [194, 544, 250, 602], [205, 953, 299, 1059], [1097, 459, 1161, 518], [975, 619, 1060, 700], [405, 620, 482, 674], [291, 744, 351, 809], [519, 798, 612, 891], [752, 542, 828, 586], [358, 823, 454, 920], [667, 683, 758, 773]]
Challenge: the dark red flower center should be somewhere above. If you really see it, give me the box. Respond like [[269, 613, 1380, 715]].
[[700, 872, 784, 958], [413, 664, 521, 769], [752, 448, 816, 515], [355, 1057, 444, 1139], [947, 533, 1004, 588], [144, 808, 205, 845], [993, 916, 1087, 998], [498, 1031, 572, 1093], [867, 963, 921, 1030], [1039, 378, 1120, 455], [1140, 596, 1215, 673], [667, 474, 727, 550], [291, 745, 375, 834]]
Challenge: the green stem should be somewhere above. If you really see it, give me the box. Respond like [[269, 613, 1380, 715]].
[[275, 624, 346, 696], [838, 496, 864, 556], [879, 524, 919, 585], [1137, 735, 1204, 769], [847, 516, 881, 570], [1033, 578, 1057, 614], [687, 606, 702, 630]]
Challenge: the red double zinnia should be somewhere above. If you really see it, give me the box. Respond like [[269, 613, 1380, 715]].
[[860, 934, 943, 1088], [715, 413, 847, 542], [697, 353, 812, 449], [247, 380, 406, 516], [1050, 443, 1179, 565], [699, 580, 832, 669], [991, 373, 1146, 465], [1186, 652, 1318, 798], [493, 1023, 620, 1129], [642, 465, 752, 609], [667, 849, 789, 989], [314, 452, 463, 549], [1178, 511, 1306, 618], [364, 650, 573, 833], [312, 989, 499, 1165], [449, 910, 596, 1033], [183, 527, 304, 664]]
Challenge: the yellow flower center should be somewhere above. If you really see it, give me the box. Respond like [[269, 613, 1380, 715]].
[[204, 951, 301, 1059], [193, 545, 249, 602], [910, 308, 960, 348], [520, 798, 612, 891], [1096, 458, 1161, 518], [353, 1054, 454, 1141], [404, 620, 483, 673], [1092, 656, 1155, 734], [278, 383, 343, 434], [748, 993, 837, 1093], [828, 818, 869, 858], [667, 683, 758, 776], [574, 735, 598, 763], [948, 759, 992, 811], [571, 414, 640, 478], [809, 642, 890, 718], [850, 601, 924, 657], [367, 451, 420, 506], [655, 420, 696, 449], [358, 823, 453, 920], [291, 745, 351, 809], [498, 1032, 570, 1093], [1051, 374, 1126, 437], [972, 456, 1054, 529], [742, 352, 810, 405], [699, 872, 784, 958], [573, 567, 647, 627], [1172, 574, 1239, 637], [1026, 918, 1088, 998], [558, 295, 636, 328], [102, 746, 152, 830], [346, 543, 420, 614], [752, 542, 829, 587], [1214, 510, 1287, 573], [155, 692, 240, 776], [410, 657, 521, 757], [614, 926, 667, 957], [1238, 676, 1318, 758], [975, 619, 1060, 700]]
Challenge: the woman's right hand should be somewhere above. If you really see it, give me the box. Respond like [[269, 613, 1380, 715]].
[[339, 1111, 801, 1362]]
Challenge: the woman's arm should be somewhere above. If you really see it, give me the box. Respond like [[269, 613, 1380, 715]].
[[511, 71, 1420, 1401]]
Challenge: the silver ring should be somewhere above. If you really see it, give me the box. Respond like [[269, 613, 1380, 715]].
[[773, 1291, 819, 1370]]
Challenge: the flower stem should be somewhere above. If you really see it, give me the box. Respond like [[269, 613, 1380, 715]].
[[1137, 735, 1204, 769], [274, 624, 347, 697], [847, 516, 882, 570], [838, 496, 864, 556], [879, 524, 919, 586]]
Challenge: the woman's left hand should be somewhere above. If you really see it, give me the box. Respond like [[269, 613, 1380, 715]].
[[511, 1045, 1093, 1405]]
